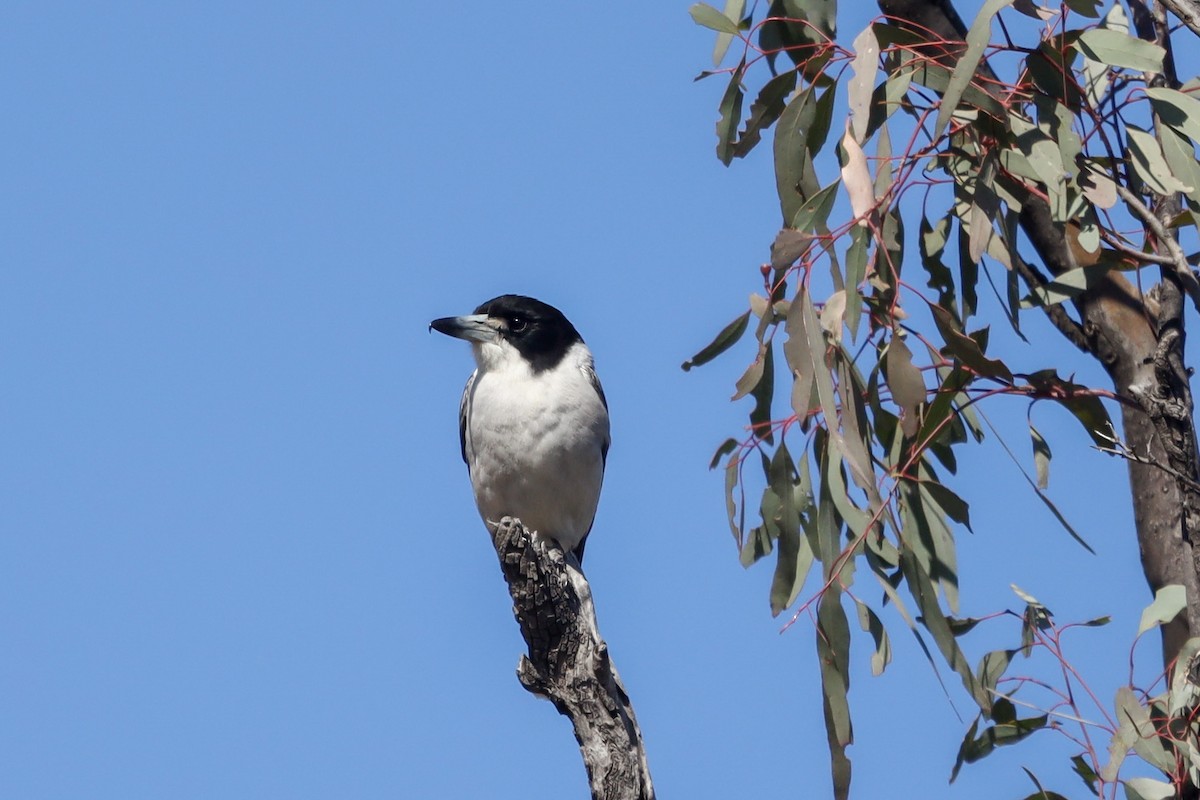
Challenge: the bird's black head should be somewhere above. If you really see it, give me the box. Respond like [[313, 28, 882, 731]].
[[430, 294, 584, 373], [474, 295, 583, 372]]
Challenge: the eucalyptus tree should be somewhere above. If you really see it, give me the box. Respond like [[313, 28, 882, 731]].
[[688, 0, 1200, 796]]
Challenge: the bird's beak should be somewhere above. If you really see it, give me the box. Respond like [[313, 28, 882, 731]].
[[429, 313, 499, 344]]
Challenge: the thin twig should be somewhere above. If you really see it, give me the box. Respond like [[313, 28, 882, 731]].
[[1115, 183, 1200, 311]]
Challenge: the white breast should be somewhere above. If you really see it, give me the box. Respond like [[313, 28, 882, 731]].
[[463, 341, 610, 553]]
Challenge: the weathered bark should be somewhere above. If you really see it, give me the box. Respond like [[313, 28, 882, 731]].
[[876, 0, 1200, 664], [490, 517, 655, 800]]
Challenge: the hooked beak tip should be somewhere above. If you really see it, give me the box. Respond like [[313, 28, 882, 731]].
[[429, 314, 496, 344]]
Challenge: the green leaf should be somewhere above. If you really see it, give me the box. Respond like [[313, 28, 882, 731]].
[[930, 304, 1014, 382], [791, 0, 836, 39], [957, 211, 979, 320], [740, 522, 773, 566], [1022, 262, 1116, 307], [863, 54, 914, 138], [1026, 38, 1087, 111], [903, 471, 960, 612], [897, 48, 1006, 121], [1124, 778, 1175, 800], [771, 227, 810, 269], [921, 212, 957, 310], [816, 587, 853, 800], [914, 364, 970, 456], [773, 81, 835, 224], [1010, 583, 1042, 607], [814, 432, 843, 570], [1127, 124, 1193, 196], [1159, 125, 1200, 208], [715, 64, 746, 166], [886, 335, 927, 437], [709, 437, 739, 469], [835, 358, 879, 499], [769, 443, 814, 614], [760, 0, 837, 76], [1030, 423, 1051, 489], [1064, 0, 1101, 16], [690, 2, 741, 34], [822, 435, 873, 552], [1102, 707, 1134, 783], [1137, 584, 1187, 637], [843, 225, 868, 341], [1070, 755, 1100, 797], [785, 289, 817, 422], [1075, 28, 1165, 72], [1034, 481, 1092, 551], [899, 545, 988, 711], [725, 454, 741, 541], [733, 69, 798, 159], [682, 311, 750, 370], [967, 151, 1000, 264], [951, 713, 1049, 781], [921, 479, 972, 531], [946, 616, 985, 636], [1022, 370, 1117, 448], [791, 180, 840, 231], [1020, 767, 1071, 800], [847, 25, 879, 142], [802, 293, 840, 447], [1146, 87, 1200, 146], [855, 598, 892, 675], [933, 0, 1016, 140], [1104, 686, 1166, 782], [750, 342, 775, 442], [977, 648, 1016, 694], [731, 341, 766, 401], [711, 0, 746, 65]]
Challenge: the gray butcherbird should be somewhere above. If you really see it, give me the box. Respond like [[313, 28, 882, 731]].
[[430, 295, 610, 565]]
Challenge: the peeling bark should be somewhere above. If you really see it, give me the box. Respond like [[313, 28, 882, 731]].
[[490, 517, 655, 800]]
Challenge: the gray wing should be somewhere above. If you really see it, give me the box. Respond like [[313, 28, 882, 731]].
[[574, 361, 610, 566], [458, 370, 476, 468], [583, 362, 610, 466]]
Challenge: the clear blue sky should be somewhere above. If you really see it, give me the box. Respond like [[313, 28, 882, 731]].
[[1, 2, 1187, 798]]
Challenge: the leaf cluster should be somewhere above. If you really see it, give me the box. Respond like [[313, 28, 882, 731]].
[[688, 0, 1200, 796]]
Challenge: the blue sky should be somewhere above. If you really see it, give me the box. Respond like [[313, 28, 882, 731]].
[[1, 2, 1188, 798]]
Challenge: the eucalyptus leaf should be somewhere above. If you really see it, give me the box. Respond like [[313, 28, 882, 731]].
[[1137, 584, 1187, 637], [750, 343, 776, 442], [1146, 87, 1200, 146], [731, 342, 767, 401], [1124, 778, 1175, 800], [710, 0, 746, 65], [715, 64, 746, 165], [933, 0, 1016, 140], [733, 69, 798, 159], [848, 25, 879, 142], [689, 2, 741, 34], [855, 598, 892, 675], [682, 311, 750, 371], [1127, 125, 1193, 196], [886, 336, 927, 437], [1030, 423, 1051, 489], [1075, 28, 1164, 72], [817, 586, 854, 800]]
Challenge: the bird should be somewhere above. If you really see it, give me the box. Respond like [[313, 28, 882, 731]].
[[429, 294, 610, 565]]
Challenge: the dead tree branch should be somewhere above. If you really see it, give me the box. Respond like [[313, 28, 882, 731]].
[[491, 517, 655, 800]]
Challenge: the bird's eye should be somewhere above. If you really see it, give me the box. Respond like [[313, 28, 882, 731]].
[[509, 317, 528, 333]]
